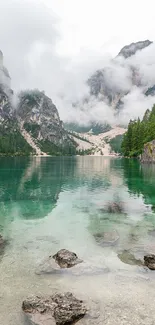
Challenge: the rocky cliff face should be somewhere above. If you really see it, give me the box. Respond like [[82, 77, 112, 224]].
[[0, 86, 33, 155], [141, 140, 155, 163], [87, 68, 124, 109], [17, 90, 76, 154], [0, 86, 13, 121], [0, 52, 76, 156]]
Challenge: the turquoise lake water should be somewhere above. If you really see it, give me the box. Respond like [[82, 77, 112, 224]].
[[1, 156, 155, 325]]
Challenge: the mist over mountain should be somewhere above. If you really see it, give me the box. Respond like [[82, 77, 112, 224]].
[[65, 40, 155, 131], [1, 0, 155, 132]]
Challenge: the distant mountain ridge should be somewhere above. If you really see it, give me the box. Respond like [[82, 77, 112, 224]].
[[88, 40, 153, 107], [117, 40, 152, 58]]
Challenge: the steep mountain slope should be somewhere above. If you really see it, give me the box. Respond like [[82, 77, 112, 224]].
[[17, 90, 76, 155], [0, 51, 76, 156], [19, 121, 47, 156], [0, 85, 33, 155], [66, 40, 155, 135], [88, 40, 153, 108], [70, 127, 126, 156], [64, 40, 155, 136]]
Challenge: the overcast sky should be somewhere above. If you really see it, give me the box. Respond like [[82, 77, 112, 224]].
[[47, 0, 155, 56], [0, 0, 155, 124]]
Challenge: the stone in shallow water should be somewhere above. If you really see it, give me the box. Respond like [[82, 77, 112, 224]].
[[144, 254, 155, 270], [105, 202, 124, 213], [0, 234, 7, 256], [118, 250, 143, 266], [36, 256, 109, 276], [0, 234, 5, 245], [22, 292, 87, 325], [148, 229, 155, 237], [52, 249, 83, 268], [94, 230, 119, 246]]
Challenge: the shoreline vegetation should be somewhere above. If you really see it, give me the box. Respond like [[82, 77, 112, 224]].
[[0, 126, 127, 157], [121, 105, 155, 158]]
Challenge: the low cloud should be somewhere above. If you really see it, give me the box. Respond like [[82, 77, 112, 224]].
[[0, 0, 155, 126], [117, 87, 155, 125]]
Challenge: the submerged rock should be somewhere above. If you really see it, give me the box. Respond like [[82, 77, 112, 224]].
[[0, 234, 5, 245], [94, 230, 119, 246], [118, 250, 143, 266], [52, 249, 83, 268], [22, 292, 87, 325], [148, 229, 155, 237], [106, 202, 124, 213], [0, 234, 7, 255], [144, 254, 155, 270]]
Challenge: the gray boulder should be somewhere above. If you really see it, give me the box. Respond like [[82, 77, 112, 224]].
[[36, 249, 108, 276], [144, 254, 155, 270], [140, 140, 155, 163], [52, 249, 83, 268], [22, 292, 87, 325]]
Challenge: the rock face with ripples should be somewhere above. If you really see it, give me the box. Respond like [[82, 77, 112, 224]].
[[144, 254, 155, 270], [22, 292, 87, 325], [52, 249, 83, 268]]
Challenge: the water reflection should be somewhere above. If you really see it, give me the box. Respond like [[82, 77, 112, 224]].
[[0, 157, 76, 223], [0, 156, 155, 266]]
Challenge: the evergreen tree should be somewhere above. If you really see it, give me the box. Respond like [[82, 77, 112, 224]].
[[122, 104, 155, 157]]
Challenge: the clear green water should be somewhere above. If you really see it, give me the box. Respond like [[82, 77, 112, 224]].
[[1, 156, 155, 325]]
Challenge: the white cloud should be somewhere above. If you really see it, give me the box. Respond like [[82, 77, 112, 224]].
[[0, 0, 155, 126], [118, 87, 155, 125]]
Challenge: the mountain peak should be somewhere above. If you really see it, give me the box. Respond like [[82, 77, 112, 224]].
[[118, 40, 152, 58]]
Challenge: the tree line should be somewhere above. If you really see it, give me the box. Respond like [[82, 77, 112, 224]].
[[122, 105, 155, 157]]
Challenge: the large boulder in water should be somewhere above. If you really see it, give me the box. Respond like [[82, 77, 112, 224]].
[[52, 249, 83, 268], [144, 254, 155, 270], [22, 292, 87, 325], [94, 230, 119, 246], [36, 249, 109, 276]]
